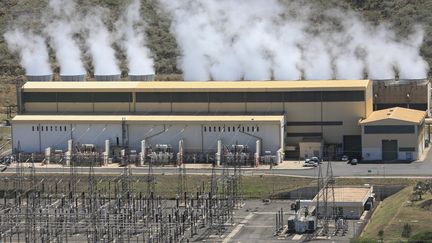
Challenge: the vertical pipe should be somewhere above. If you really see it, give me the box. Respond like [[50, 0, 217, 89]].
[[66, 139, 73, 166], [428, 81, 431, 117], [255, 139, 261, 167], [216, 140, 222, 167], [178, 139, 184, 166], [38, 124, 42, 153], [104, 139, 110, 165], [45, 147, 51, 164], [140, 140, 146, 166]]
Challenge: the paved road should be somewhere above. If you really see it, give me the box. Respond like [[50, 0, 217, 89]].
[[2, 160, 431, 178]]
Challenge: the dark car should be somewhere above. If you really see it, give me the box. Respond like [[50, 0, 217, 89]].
[[349, 158, 358, 165]]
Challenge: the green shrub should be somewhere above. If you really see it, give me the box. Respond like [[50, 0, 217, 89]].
[[402, 223, 412, 238], [409, 231, 432, 243]]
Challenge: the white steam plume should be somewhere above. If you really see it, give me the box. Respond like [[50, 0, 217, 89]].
[[83, 7, 120, 76], [159, 0, 429, 81], [45, 0, 85, 76], [115, 0, 154, 75], [3, 29, 52, 75]]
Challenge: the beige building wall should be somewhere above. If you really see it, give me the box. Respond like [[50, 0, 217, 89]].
[[323, 102, 364, 143], [172, 103, 208, 113], [246, 102, 284, 114], [24, 103, 57, 113], [94, 103, 131, 113], [209, 103, 246, 113], [135, 103, 171, 113], [57, 103, 93, 113], [284, 102, 365, 145], [362, 119, 421, 161], [284, 102, 322, 121], [365, 82, 374, 117]]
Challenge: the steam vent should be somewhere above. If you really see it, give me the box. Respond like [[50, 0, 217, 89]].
[[60, 74, 86, 81], [95, 74, 121, 81], [129, 74, 155, 81], [26, 74, 52, 82]]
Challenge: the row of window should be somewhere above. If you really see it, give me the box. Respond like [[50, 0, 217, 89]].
[[203, 125, 260, 133], [32, 125, 68, 132], [23, 91, 365, 103]]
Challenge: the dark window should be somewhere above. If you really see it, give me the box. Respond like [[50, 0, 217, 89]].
[[32, 126, 34, 131], [209, 126, 212, 132], [247, 127, 250, 132], [286, 121, 343, 126], [57, 92, 93, 102], [24, 92, 132, 103], [23, 92, 57, 102], [36, 126, 39, 131], [322, 91, 364, 102], [364, 125, 415, 134], [228, 127, 230, 132], [214, 126, 216, 132], [209, 92, 245, 102], [257, 126, 259, 132], [60, 126, 62, 131], [252, 126, 255, 132], [64, 126, 67, 131], [284, 91, 321, 102], [136, 91, 365, 103], [50, 126, 53, 131], [204, 126, 207, 132], [55, 126, 57, 131], [242, 126, 245, 132], [232, 126, 235, 132], [219, 127, 221, 132], [46, 126, 48, 131], [171, 92, 208, 103], [137, 93, 172, 103], [375, 103, 427, 111], [399, 147, 416, 152], [93, 92, 131, 102], [24, 90, 366, 104]]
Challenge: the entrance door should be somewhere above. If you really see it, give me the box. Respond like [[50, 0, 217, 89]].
[[382, 140, 398, 161]]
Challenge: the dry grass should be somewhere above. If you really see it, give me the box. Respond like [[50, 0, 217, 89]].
[[362, 186, 432, 242], [335, 177, 419, 187]]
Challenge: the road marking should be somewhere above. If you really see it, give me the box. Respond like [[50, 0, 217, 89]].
[[223, 213, 254, 243], [292, 234, 302, 240]]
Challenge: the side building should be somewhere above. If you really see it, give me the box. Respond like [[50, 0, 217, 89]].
[[13, 80, 373, 162], [360, 107, 427, 161]]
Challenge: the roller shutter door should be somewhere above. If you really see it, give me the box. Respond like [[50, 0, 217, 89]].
[[382, 140, 398, 161]]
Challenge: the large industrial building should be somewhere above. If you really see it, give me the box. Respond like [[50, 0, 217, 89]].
[[11, 79, 429, 163]]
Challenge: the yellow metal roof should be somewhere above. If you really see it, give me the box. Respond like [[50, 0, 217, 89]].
[[22, 80, 371, 92], [360, 107, 426, 125], [313, 187, 372, 203], [12, 115, 284, 123]]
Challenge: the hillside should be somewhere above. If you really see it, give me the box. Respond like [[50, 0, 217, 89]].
[[0, 0, 431, 82]]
